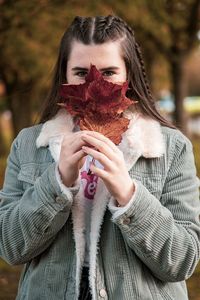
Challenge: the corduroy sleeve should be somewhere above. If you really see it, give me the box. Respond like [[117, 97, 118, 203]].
[[0, 132, 78, 265], [109, 132, 200, 282]]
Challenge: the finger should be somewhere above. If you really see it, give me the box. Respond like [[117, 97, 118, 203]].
[[83, 131, 119, 153], [62, 133, 91, 154], [82, 146, 113, 171], [70, 149, 87, 165], [62, 131, 87, 144], [89, 162, 108, 179], [81, 134, 117, 161], [62, 130, 94, 142], [71, 138, 91, 153]]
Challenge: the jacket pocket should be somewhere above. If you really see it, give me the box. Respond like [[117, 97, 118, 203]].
[[17, 163, 51, 189], [131, 171, 164, 199]]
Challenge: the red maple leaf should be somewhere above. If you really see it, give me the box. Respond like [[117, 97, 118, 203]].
[[59, 82, 89, 116], [80, 114, 130, 145], [58, 64, 137, 144]]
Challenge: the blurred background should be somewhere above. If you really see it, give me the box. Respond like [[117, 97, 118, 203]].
[[0, 0, 200, 299]]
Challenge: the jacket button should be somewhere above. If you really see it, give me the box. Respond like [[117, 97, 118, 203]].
[[55, 196, 65, 205], [123, 217, 131, 225], [99, 289, 107, 298]]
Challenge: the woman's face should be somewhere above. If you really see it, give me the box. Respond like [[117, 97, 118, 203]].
[[66, 40, 127, 84]]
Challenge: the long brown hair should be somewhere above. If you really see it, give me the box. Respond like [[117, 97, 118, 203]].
[[39, 15, 175, 128]]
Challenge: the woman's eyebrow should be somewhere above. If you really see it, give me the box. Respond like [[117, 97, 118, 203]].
[[100, 66, 120, 71], [71, 66, 120, 71]]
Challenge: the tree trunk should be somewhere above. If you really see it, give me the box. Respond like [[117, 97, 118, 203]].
[[6, 80, 33, 137], [2, 72, 33, 138], [170, 58, 188, 135], [9, 92, 32, 137]]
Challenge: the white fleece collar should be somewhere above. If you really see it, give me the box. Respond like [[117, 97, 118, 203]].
[[36, 108, 165, 168]]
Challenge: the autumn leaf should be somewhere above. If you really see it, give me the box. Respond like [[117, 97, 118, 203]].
[[59, 82, 90, 116], [87, 80, 133, 115], [58, 64, 137, 144], [80, 114, 130, 144]]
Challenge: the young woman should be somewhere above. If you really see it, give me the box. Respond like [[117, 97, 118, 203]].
[[0, 15, 200, 300]]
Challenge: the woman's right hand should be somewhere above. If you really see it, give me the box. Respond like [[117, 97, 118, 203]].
[[58, 131, 88, 187]]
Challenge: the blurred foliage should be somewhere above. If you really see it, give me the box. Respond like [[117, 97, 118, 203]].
[[107, 0, 200, 132], [0, 0, 71, 133], [0, 0, 111, 109]]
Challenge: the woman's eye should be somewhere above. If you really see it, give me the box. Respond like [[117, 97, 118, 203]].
[[102, 70, 115, 77], [75, 71, 88, 77]]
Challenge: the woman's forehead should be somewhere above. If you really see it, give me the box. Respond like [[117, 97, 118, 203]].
[[68, 40, 124, 68]]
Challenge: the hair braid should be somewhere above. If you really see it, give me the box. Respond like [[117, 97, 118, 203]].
[[103, 15, 115, 31], [93, 15, 123, 42], [95, 17, 110, 36], [114, 17, 154, 102], [112, 18, 151, 100], [134, 42, 154, 102]]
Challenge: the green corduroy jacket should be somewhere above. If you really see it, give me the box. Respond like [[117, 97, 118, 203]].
[[0, 109, 200, 300]]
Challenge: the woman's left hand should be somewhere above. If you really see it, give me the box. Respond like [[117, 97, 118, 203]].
[[81, 131, 135, 206]]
